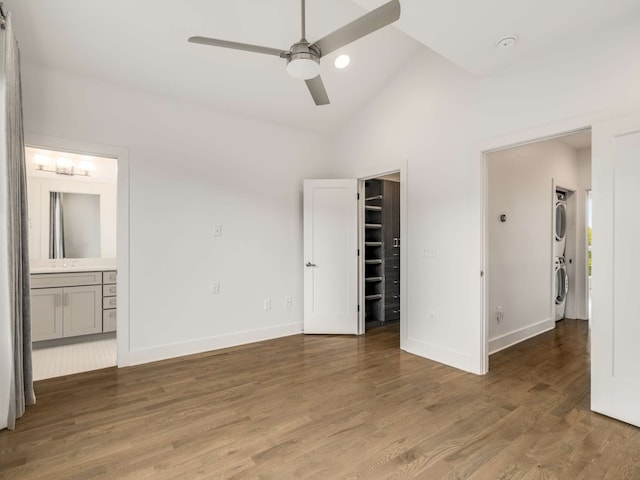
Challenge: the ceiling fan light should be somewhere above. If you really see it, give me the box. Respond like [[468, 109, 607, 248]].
[[287, 56, 320, 80]]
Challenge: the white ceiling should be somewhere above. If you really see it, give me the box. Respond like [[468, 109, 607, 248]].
[[6, 0, 422, 135], [354, 0, 640, 75], [6, 1, 640, 134]]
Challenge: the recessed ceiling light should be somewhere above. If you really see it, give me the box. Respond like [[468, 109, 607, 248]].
[[334, 54, 351, 69], [497, 36, 517, 48]]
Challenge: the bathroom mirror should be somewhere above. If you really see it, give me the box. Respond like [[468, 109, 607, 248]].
[[49, 192, 101, 259]]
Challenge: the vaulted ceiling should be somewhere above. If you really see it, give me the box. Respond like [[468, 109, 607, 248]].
[[6, 0, 640, 135]]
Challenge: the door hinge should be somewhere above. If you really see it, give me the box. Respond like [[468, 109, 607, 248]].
[[480, 270, 484, 277], [357, 249, 360, 256], [357, 193, 360, 200], [357, 305, 360, 312]]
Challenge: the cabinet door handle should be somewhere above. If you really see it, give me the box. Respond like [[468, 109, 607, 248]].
[[305, 262, 317, 267]]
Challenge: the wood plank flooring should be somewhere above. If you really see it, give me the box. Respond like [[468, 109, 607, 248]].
[[1, 319, 639, 479]]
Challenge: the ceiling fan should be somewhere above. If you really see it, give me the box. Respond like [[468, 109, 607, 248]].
[[188, 0, 401, 106]]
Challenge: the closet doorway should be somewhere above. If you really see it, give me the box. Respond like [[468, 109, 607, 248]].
[[303, 167, 406, 340], [360, 172, 401, 333]]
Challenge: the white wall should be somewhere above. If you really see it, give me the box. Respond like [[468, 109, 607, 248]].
[[20, 63, 336, 366], [331, 48, 480, 371], [332, 17, 640, 373], [486, 140, 582, 353]]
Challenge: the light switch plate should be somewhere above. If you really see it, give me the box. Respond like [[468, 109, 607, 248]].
[[214, 225, 223, 237]]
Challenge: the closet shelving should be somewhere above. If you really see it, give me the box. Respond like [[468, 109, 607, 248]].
[[363, 179, 401, 329], [364, 181, 384, 324]]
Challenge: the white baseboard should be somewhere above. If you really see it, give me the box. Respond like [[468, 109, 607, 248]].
[[403, 336, 479, 374], [489, 318, 555, 355], [118, 322, 303, 367]]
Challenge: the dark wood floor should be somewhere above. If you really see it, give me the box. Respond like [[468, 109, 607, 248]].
[[1, 319, 639, 479]]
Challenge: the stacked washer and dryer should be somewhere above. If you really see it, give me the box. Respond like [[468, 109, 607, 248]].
[[554, 190, 569, 321]]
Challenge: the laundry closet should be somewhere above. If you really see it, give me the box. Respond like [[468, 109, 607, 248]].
[[553, 189, 571, 322], [363, 176, 400, 330], [486, 131, 591, 354]]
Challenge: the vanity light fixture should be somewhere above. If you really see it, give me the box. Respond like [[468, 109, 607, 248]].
[[55, 157, 74, 175], [33, 154, 51, 169], [78, 160, 95, 175], [34, 154, 93, 177]]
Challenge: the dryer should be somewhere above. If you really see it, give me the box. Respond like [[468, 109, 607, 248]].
[[554, 191, 567, 258], [554, 257, 568, 321]]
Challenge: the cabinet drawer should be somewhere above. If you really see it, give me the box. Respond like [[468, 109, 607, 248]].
[[103, 296, 117, 309], [103, 271, 117, 284], [31, 272, 102, 289], [385, 305, 400, 321], [103, 284, 117, 297], [103, 309, 117, 332]]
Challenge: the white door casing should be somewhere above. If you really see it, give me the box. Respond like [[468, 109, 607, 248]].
[[303, 179, 359, 334], [591, 114, 640, 427]]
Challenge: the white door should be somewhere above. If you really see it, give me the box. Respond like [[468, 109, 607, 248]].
[[591, 114, 640, 426], [303, 179, 359, 334]]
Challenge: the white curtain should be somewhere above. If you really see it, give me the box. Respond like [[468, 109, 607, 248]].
[[0, 10, 35, 431]]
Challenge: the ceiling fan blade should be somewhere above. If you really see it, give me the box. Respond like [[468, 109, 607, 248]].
[[188, 36, 287, 57], [305, 76, 330, 106], [313, 0, 400, 57]]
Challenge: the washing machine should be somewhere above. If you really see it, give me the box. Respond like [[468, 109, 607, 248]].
[[554, 257, 568, 321], [554, 191, 567, 258]]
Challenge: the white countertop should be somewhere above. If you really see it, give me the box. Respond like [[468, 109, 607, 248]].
[[30, 259, 117, 274], [30, 265, 117, 274]]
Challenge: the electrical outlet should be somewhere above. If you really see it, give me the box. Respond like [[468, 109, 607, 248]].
[[497, 306, 503, 322], [211, 282, 220, 295], [263, 299, 271, 310], [422, 248, 436, 257], [214, 225, 223, 237], [285, 296, 292, 308]]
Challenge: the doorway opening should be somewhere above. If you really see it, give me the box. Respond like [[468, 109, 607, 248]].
[[484, 129, 592, 367], [359, 171, 401, 334], [25, 145, 118, 380]]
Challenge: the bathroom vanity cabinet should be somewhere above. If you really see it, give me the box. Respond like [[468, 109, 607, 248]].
[[30, 269, 117, 341]]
